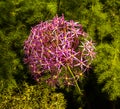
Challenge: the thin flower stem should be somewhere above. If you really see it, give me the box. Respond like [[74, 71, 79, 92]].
[[67, 65, 82, 95]]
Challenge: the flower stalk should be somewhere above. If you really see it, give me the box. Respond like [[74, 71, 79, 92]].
[[67, 65, 82, 95]]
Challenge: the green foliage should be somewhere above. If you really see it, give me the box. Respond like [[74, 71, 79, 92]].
[[0, 24, 27, 91], [93, 41, 120, 100], [91, 0, 120, 101], [0, 82, 66, 109]]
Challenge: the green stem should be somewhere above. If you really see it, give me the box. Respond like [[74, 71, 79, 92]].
[[67, 65, 82, 95]]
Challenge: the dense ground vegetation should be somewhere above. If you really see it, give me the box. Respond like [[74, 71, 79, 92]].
[[0, 0, 120, 109]]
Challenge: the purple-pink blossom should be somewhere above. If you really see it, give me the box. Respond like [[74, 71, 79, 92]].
[[24, 15, 95, 86]]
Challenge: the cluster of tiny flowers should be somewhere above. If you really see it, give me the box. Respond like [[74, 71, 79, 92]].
[[24, 15, 95, 86]]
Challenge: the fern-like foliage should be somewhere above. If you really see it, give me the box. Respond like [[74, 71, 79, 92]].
[[93, 41, 120, 100], [0, 82, 66, 109]]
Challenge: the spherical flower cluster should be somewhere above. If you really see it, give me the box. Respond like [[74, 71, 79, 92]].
[[24, 15, 95, 86]]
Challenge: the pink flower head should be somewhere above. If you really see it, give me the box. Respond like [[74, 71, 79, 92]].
[[24, 15, 95, 86]]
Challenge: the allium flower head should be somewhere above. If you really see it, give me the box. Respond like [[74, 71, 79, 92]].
[[24, 15, 95, 86]]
